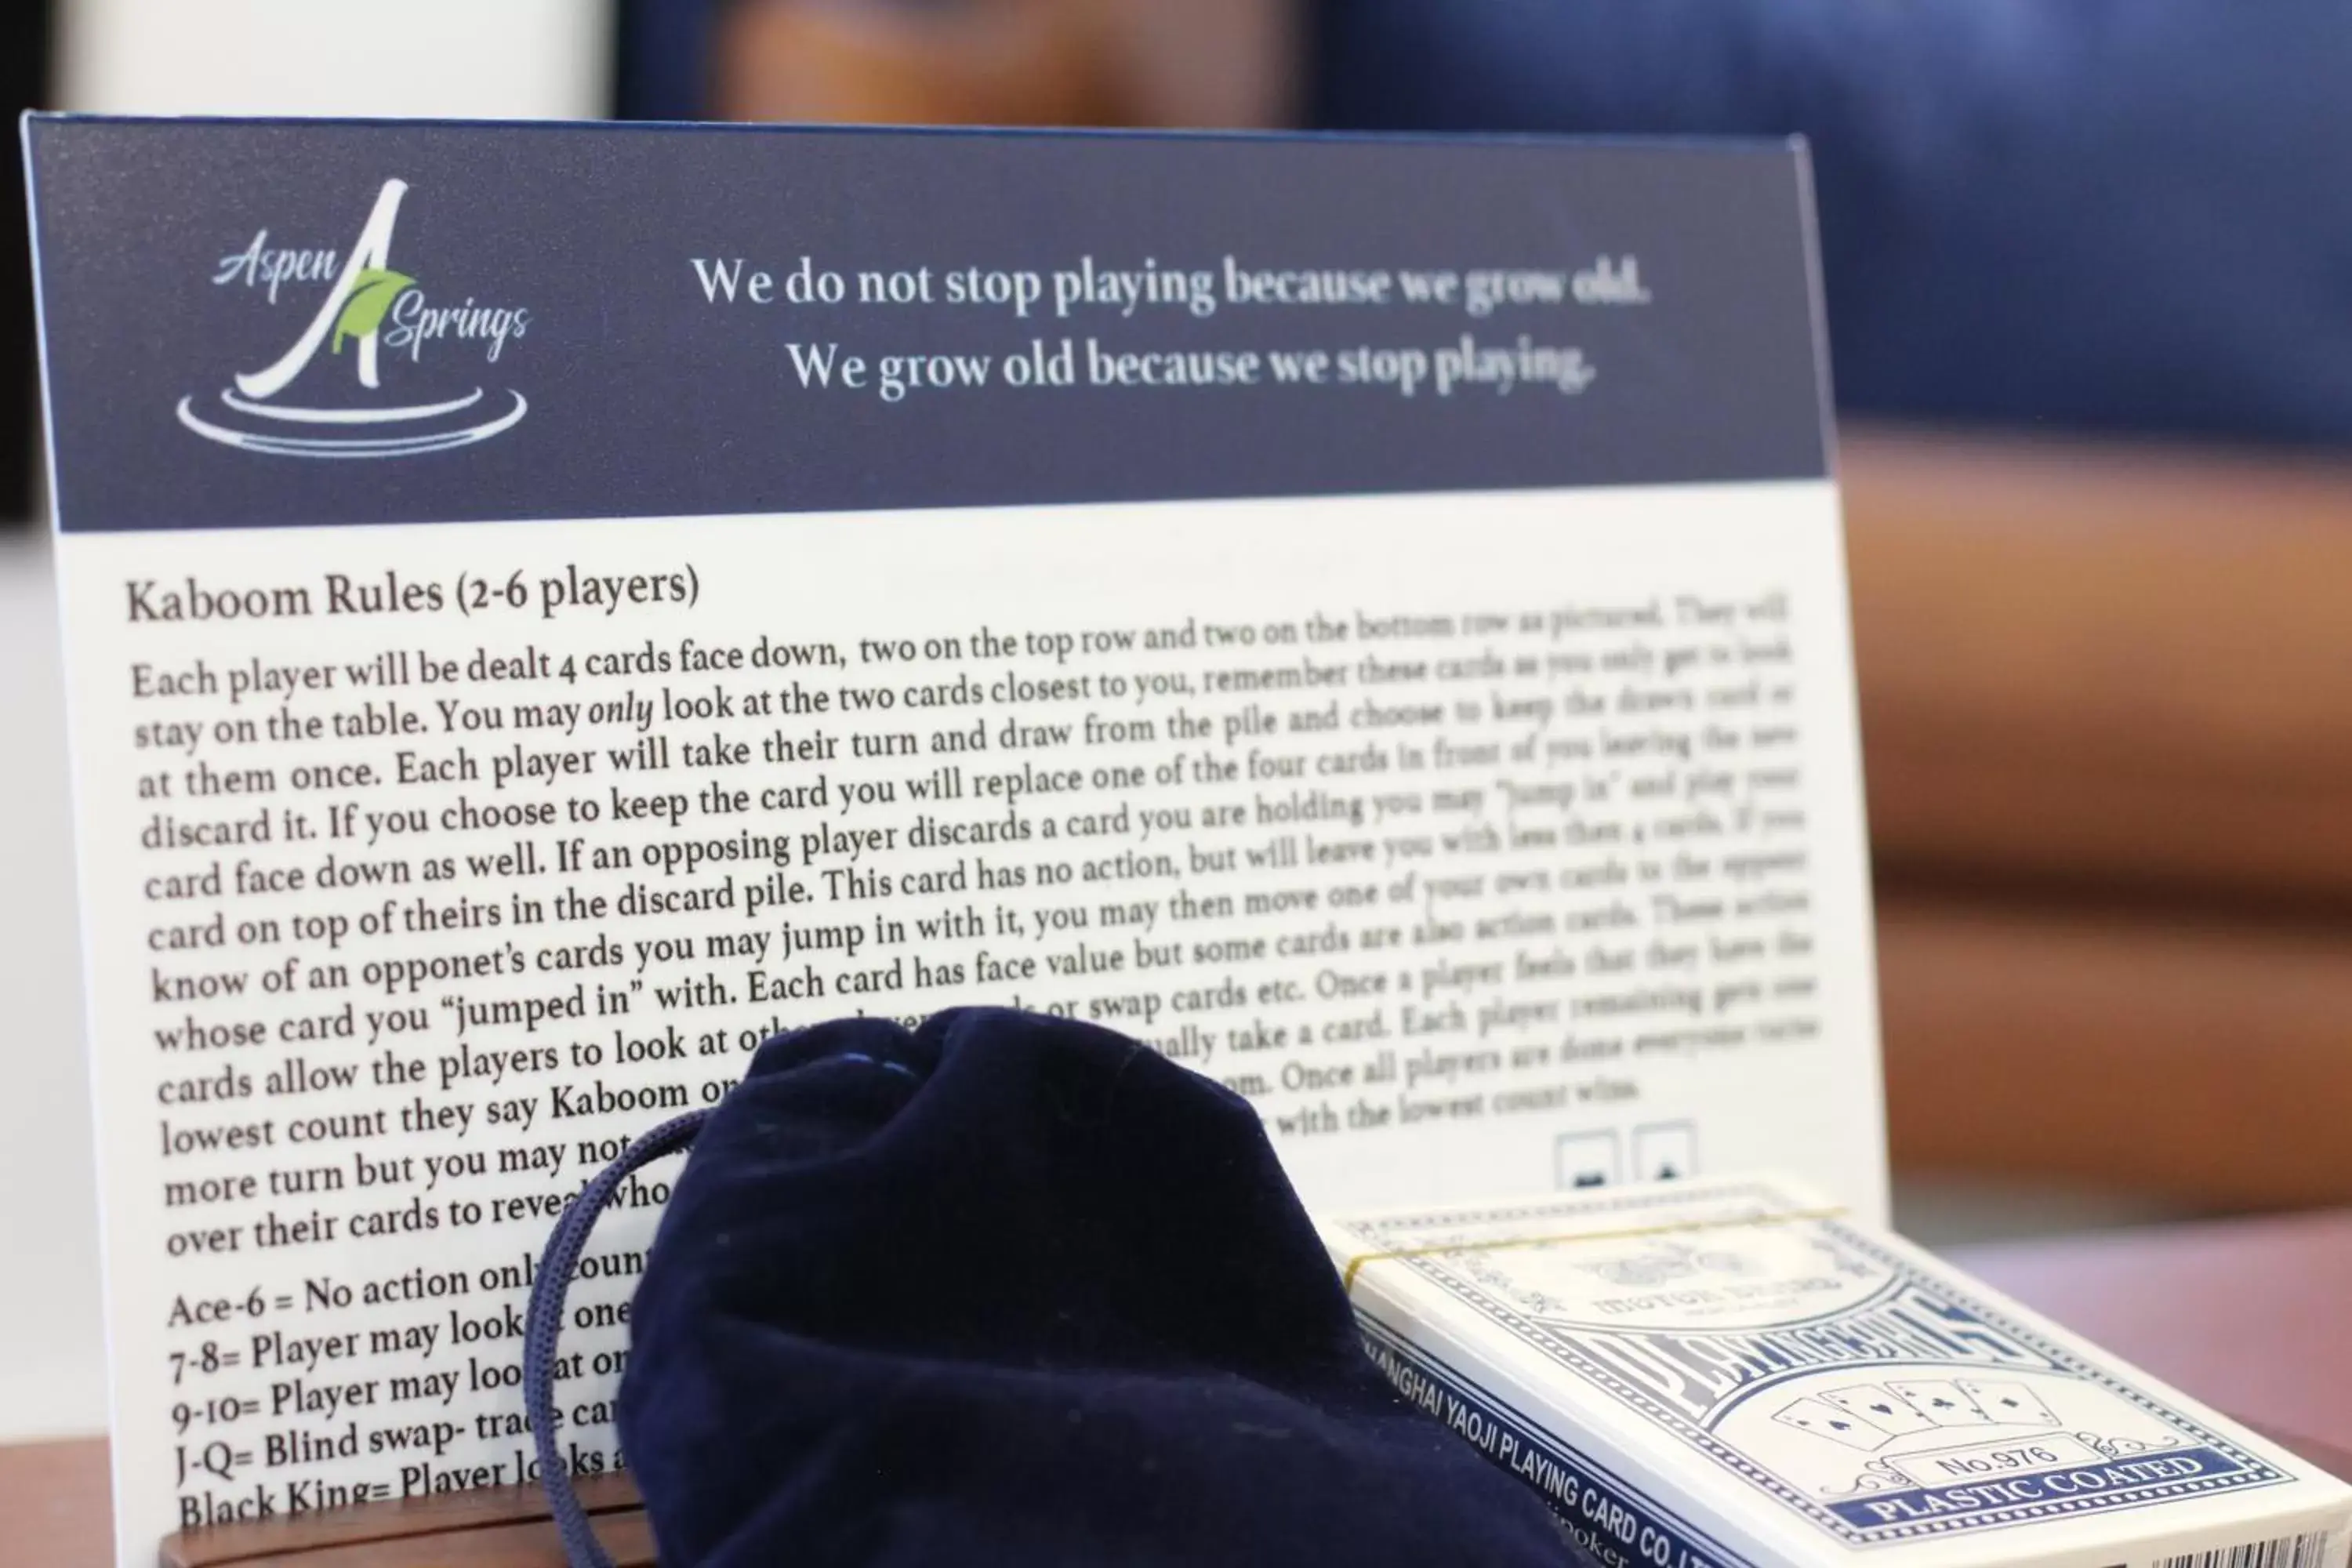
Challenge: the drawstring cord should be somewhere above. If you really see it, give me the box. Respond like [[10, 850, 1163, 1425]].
[[524, 1108, 709, 1568]]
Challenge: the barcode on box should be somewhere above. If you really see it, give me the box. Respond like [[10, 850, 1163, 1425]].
[[2158, 1530, 2335, 1568]]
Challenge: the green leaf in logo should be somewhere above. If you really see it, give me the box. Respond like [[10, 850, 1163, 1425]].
[[332, 268, 416, 354]]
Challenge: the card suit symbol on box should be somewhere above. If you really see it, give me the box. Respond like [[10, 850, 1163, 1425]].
[[1888, 1379, 1996, 1428], [1958, 1380, 2060, 1428]]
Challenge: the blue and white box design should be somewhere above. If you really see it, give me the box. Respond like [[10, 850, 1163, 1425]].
[[1321, 1177, 2351, 1568]]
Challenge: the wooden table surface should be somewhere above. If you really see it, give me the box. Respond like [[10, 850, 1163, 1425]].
[[5, 1210, 2346, 1568]]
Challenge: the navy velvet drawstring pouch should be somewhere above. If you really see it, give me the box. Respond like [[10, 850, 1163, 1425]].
[[526, 1007, 1588, 1566]]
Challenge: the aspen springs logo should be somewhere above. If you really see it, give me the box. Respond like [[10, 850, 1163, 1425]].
[[176, 180, 530, 457]]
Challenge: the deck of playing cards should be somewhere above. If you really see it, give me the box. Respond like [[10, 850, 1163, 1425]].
[[1319, 1177, 2352, 1568]]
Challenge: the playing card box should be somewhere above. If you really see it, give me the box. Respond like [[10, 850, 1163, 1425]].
[[1318, 1176, 2352, 1568]]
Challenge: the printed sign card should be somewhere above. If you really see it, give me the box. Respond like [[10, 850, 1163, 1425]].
[[24, 116, 1881, 1563]]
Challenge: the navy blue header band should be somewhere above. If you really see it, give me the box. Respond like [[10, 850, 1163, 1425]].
[[25, 118, 1830, 534]]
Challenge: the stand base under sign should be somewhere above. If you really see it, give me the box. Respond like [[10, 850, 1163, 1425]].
[[159, 1471, 650, 1568]]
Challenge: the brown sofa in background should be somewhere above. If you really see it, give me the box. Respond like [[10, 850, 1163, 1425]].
[[1847, 427, 2352, 1210]]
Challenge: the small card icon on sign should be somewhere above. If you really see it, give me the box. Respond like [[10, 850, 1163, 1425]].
[[1555, 1130, 1621, 1189], [1632, 1121, 1697, 1181]]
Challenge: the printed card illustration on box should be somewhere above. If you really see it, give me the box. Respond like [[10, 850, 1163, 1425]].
[[1452, 1205, 2281, 1539]]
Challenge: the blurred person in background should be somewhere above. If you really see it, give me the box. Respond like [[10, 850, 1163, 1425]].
[[622, 0, 2352, 452]]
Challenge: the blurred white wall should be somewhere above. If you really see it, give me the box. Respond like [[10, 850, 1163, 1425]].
[[59, 0, 612, 118], [4, 0, 614, 1446]]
